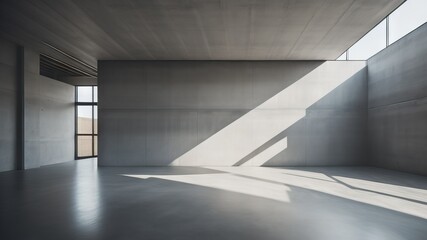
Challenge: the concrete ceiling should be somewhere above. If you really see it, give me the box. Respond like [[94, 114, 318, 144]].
[[0, 0, 404, 66]]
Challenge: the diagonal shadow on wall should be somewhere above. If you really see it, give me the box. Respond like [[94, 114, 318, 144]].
[[170, 61, 367, 166], [99, 61, 367, 166], [234, 65, 368, 167]]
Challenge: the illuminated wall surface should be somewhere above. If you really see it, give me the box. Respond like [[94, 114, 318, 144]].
[[98, 61, 368, 166], [368, 21, 427, 175]]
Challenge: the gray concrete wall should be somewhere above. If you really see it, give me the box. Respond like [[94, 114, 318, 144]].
[[24, 49, 75, 168], [0, 38, 17, 172], [0, 38, 75, 172], [99, 61, 367, 166], [367, 23, 427, 176]]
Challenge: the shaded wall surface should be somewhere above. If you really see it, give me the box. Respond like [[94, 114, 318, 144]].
[[99, 61, 367, 166], [367, 23, 427, 175], [24, 49, 75, 168], [0, 38, 17, 171], [0, 37, 75, 172]]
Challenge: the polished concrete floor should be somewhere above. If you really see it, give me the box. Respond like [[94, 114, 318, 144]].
[[1, 159, 427, 240]]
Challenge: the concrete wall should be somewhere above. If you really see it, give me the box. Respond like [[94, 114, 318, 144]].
[[99, 61, 367, 166], [24, 49, 75, 168], [367, 23, 427, 175], [0, 38, 17, 172], [0, 37, 75, 172]]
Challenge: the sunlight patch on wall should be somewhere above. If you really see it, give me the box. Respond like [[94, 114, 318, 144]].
[[171, 61, 366, 166], [240, 137, 288, 166]]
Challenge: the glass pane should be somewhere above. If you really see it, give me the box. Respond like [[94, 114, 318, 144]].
[[348, 19, 386, 60], [336, 52, 346, 60], [389, 0, 427, 44], [94, 106, 98, 135], [78, 106, 93, 134], [93, 86, 98, 103], [94, 136, 98, 156], [77, 86, 93, 102], [78, 136, 93, 157]]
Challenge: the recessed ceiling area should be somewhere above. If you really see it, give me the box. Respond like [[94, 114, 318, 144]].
[[0, 0, 403, 66]]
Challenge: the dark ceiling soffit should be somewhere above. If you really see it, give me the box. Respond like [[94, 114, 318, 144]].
[[40, 54, 97, 78], [42, 41, 97, 72]]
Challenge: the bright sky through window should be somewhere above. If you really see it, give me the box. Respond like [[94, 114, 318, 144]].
[[338, 0, 427, 61], [389, 0, 427, 44], [349, 20, 386, 60]]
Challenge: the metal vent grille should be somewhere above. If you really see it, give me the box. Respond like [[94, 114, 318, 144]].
[[40, 54, 97, 80]]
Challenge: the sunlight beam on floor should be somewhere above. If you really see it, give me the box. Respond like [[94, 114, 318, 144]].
[[122, 173, 291, 203]]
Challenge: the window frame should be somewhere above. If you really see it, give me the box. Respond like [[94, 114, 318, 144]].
[[75, 85, 98, 159]]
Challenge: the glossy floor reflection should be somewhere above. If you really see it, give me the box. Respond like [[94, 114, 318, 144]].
[[1, 159, 427, 240]]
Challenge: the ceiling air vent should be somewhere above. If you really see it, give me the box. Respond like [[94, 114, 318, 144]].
[[40, 54, 97, 81]]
